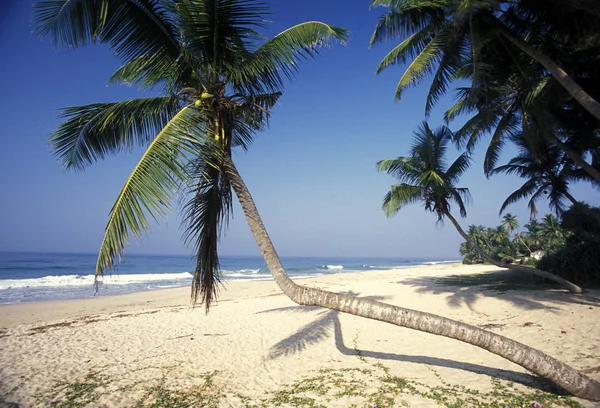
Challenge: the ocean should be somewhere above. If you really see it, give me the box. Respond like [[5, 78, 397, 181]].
[[0, 252, 459, 304]]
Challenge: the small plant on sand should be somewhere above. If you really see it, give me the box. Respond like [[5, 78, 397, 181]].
[[34, 371, 111, 408]]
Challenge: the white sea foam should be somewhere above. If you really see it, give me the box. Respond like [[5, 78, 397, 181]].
[[423, 260, 462, 265], [321, 265, 344, 270], [0, 272, 193, 290], [236, 269, 261, 274]]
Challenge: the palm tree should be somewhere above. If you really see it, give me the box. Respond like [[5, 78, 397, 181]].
[[502, 213, 532, 256], [369, 0, 600, 122], [445, 45, 600, 184], [370, 0, 600, 185], [35, 1, 600, 400], [501, 213, 519, 235], [490, 130, 593, 218], [33, 0, 351, 308], [377, 122, 581, 293]]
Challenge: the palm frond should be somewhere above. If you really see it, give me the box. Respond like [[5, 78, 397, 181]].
[[446, 152, 472, 183], [182, 147, 233, 311], [174, 0, 266, 74], [369, 1, 449, 45], [498, 179, 539, 216], [234, 21, 349, 93], [483, 105, 519, 175], [382, 183, 424, 217], [450, 187, 471, 217], [377, 157, 422, 185], [50, 96, 182, 170], [108, 53, 199, 92], [33, 0, 181, 71], [95, 106, 203, 279]]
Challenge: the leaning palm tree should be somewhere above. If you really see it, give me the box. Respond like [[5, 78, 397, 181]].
[[502, 213, 532, 256], [35, 1, 600, 400], [377, 122, 581, 294], [33, 0, 350, 308], [369, 0, 600, 122]]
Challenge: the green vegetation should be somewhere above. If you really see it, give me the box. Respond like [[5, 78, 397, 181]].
[[537, 205, 600, 285], [34, 0, 600, 402], [32, 362, 583, 408], [459, 207, 600, 285]]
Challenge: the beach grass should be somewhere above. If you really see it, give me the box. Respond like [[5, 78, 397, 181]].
[[29, 359, 582, 408]]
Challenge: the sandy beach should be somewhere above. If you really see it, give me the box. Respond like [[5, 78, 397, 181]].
[[1, 263, 599, 407]]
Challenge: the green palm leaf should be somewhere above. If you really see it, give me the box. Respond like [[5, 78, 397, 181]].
[[382, 184, 424, 217], [182, 146, 232, 311], [51, 96, 182, 169], [233, 21, 349, 93], [33, 0, 181, 70], [95, 106, 203, 278]]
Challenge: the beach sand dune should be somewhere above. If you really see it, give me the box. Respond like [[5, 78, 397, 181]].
[[1, 264, 599, 407]]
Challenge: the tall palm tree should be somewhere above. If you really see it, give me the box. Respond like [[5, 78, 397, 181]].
[[377, 122, 581, 294], [33, 0, 351, 309], [491, 129, 593, 218], [369, 0, 600, 121], [35, 1, 600, 400]]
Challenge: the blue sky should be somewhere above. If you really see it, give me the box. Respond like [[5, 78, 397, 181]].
[[0, 1, 597, 259]]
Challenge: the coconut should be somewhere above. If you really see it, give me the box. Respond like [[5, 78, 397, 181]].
[[201, 92, 214, 99], [194, 100, 202, 108]]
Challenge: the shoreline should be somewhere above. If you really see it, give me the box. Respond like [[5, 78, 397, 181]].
[[1, 263, 598, 407], [0, 265, 461, 327]]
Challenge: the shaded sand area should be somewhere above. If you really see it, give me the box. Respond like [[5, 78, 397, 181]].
[[1, 263, 599, 407]]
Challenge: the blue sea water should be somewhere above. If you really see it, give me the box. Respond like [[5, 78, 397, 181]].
[[0, 252, 459, 304]]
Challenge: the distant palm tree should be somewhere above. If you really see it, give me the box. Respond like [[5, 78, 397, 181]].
[[377, 122, 581, 295], [369, 0, 600, 122], [501, 214, 519, 235], [502, 213, 532, 256], [540, 214, 564, 242]]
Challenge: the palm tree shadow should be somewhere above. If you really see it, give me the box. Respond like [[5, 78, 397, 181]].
[[399, 270, 600, 311], [258, 291, 560, 393]]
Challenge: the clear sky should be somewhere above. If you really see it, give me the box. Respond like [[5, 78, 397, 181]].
[[0, 1, 597, 259]]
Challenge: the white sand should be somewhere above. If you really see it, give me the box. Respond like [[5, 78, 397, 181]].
[[1, 263, 599, 407]]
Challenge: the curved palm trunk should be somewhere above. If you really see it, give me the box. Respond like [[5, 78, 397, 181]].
[[223, 155, 600, 401], [500, 31, 600, 123], [564, 192, 600, 224], [515, 233, 532, 256], [444, 211, 582, 293], [549, 136, 600, 185]]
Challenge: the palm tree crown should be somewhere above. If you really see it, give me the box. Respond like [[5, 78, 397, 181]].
[[490, 129, 592, 217], [33, 0, 348, 309], [377, 122, 471, 221]]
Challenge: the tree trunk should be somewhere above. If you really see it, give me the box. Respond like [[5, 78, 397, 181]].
[[515, 233, 532, 257], [222, 155, 600, 401], [500, 31, 600, 123], [444, 211, 582, 293], [564, 192, 600, 224], [549, 136, 600, 185]]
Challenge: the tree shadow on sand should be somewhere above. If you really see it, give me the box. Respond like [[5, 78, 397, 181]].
[[257, 291, 559, 393], [398, 269, 600, 312]]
